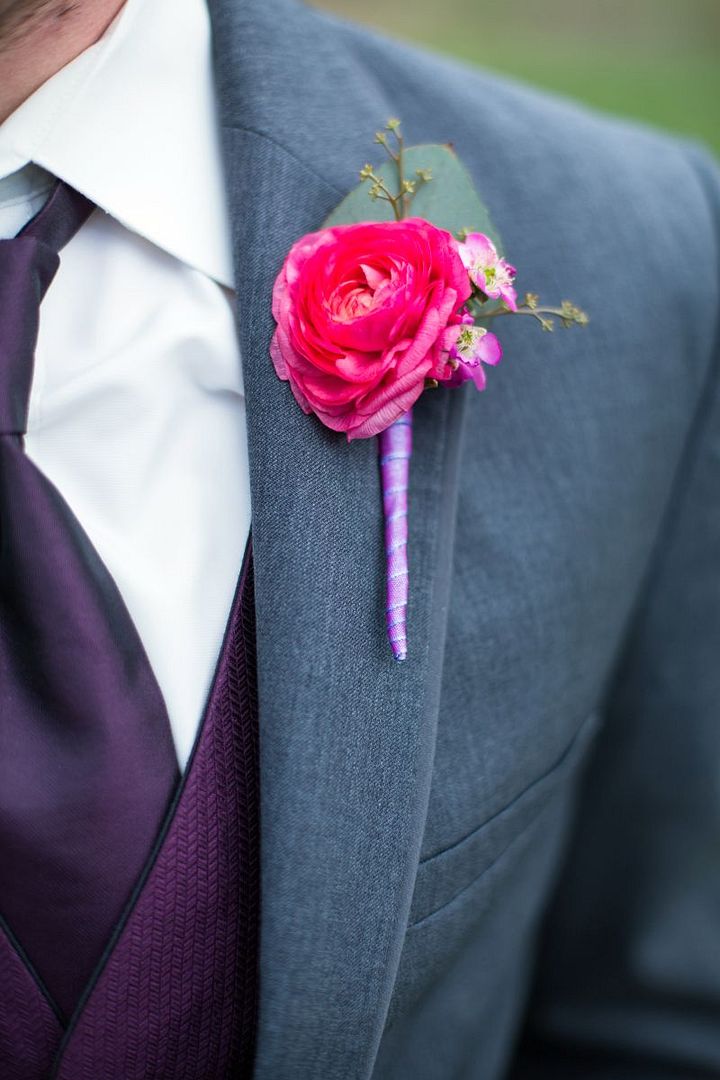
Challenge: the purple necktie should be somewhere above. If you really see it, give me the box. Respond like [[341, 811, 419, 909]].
[[0, 182, 180, 1021]]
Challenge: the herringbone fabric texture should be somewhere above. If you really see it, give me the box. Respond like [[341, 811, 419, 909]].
[[55, 543, 260, 1078], [0, 923, 62, 1080]]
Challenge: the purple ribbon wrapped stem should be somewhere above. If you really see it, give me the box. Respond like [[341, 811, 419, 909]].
[[378, 410, 413, 661]]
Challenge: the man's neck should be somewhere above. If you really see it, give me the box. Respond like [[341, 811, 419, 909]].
[[0, 1, 126, 124]]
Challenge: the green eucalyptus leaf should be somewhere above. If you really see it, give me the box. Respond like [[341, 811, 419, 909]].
[[323, 143, 503, 253]]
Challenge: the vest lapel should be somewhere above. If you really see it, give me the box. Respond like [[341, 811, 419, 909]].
[[208, 3, 469, 1074]]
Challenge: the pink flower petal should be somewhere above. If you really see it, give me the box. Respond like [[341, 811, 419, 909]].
[[271, 218, 474, 437]]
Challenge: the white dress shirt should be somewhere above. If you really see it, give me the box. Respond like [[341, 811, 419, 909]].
[[0, 0, 252, 769]]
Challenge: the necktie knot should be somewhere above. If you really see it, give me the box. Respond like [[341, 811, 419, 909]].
[[0, 181, 95, 436]]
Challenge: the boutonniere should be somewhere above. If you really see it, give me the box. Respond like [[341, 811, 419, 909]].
[[271, 120, 588, 662]]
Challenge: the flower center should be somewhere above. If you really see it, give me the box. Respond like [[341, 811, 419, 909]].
[[330, 261, 395, 322], [455, 325, 488, 364]]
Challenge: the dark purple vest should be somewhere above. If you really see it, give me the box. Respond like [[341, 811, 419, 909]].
[[0, 542, 260, 1080]]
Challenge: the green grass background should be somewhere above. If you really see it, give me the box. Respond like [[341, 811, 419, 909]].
[[311, 0, 719, 157]]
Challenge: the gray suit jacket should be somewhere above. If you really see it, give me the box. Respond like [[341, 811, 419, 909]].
[[206, 1, 720, 1076]]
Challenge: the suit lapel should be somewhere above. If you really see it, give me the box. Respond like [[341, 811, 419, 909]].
[[208, 3, 469, 1074]]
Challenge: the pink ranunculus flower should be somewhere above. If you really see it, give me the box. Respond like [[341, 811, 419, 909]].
[[458, 232, 518, 311], [270, 217, 472, 440]]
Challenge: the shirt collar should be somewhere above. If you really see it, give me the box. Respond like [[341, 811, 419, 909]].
[[0, 0, 234, 288]]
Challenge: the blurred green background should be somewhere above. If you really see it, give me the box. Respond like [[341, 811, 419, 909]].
[[311, 0, 719, 156]]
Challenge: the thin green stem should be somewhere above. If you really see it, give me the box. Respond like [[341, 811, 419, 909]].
[[366, 170, 403, 221], [396, 133, 409, 217], [469, 299, 588, 329], [378, 138, 400, 166]]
